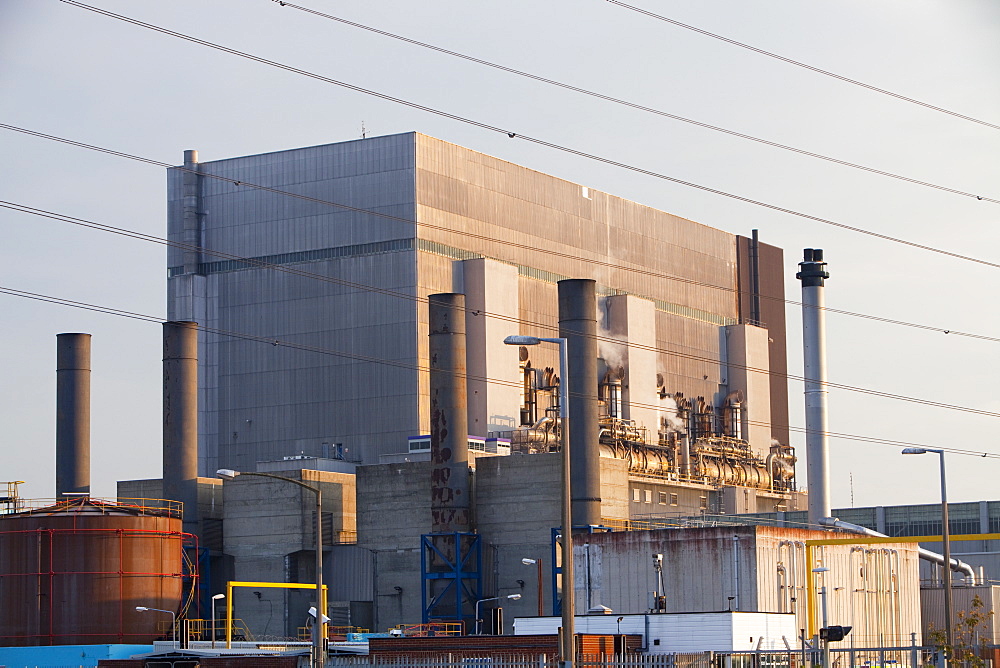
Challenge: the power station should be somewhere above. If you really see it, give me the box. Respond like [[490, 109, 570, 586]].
[[1, 133, 993, 665]]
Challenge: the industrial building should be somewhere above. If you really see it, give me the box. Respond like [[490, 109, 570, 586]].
[[163, 132, 812, 633], [7, 133, 982, 661]]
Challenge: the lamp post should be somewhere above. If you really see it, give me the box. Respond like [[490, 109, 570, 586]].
[[217, 468, 326, 668], [505, 334, 574, 668], [812, 567, 830, 668], [902, 447, 953, 659], [136, 606, 177, 650], [475, 594, 522, 635], [522, 558, 544, 616], [211, 593, 225, 649]]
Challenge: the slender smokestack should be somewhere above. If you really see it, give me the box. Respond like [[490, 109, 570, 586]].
[[163, 321, 199, 530], [429, 293, 471, 532], [558, 279, 601, 527], [182, 150, 201, 275], [796, 249, 831, 527], [56, 333, 91, 497]]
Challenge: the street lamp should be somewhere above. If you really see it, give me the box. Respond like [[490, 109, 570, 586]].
[[902, 447, 953, 658], [217, 468, 327, 668], [211, 594, 225, 649], [475, 594, 522, 635], [522, 558, 544, 616], [811, 567, 830, 668], [136, 606, 177, 650], [504, 334, 574, 668]]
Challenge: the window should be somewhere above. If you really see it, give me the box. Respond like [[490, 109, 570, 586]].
[[699, 495, 708, 510], [658, 491, 667, 505], [670, 493, 679, 506], [633, 488, 641, 503], [645, 490, 653, 504]]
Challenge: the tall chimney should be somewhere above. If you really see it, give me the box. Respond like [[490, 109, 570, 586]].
[[163, 321, 199, 530], [56, 333, 91, 497], [558, 279, 602, 528], [796, 249, 831, 527], [181, 150, 201, 275], [429, 293, 471, 532]]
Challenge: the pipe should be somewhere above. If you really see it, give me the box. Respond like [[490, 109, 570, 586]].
[[558, 279, 601, 528], [428, 293, 471, 532], [56, 333, 92, 496], [182, 149, 201, 274], [796, 249, 831, 527], [819, 517, 975, 578], [163, 321, 199, 531]]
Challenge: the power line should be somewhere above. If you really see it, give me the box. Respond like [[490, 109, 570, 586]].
[[55, 0, 1000, 270], [4, 199, 1000, 420], [268, 0, 998, 205], [3, 284, 998, 462], [5, 123, 995, 345], [607, 0, 1000, 132]]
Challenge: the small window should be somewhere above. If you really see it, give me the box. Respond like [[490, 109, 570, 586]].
[[658, 491, 667, 505], [633, 488, 641, 503], [699, 495, 708, 510], [669, 493, 679, 506], [645, 490, 653, 504]]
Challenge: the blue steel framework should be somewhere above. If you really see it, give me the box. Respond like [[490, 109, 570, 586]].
[[421, 532, 482, 628]]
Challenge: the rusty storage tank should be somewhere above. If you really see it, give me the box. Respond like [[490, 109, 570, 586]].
[[0, 496, 186, 646]]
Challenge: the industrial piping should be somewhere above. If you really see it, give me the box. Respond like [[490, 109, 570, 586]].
[[428, 293, 471, 532], [163, 321, 199, 531], [56, 333, 92, 497], [820, 517, 976, 581], [796, 249, 831, 527], [558, 279, 602, 528]]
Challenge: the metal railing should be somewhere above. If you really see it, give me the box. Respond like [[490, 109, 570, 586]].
[[321, 645, 979, 668], [0, 496, 183, 517]]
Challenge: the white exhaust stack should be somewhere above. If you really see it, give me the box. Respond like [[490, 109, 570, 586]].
[[796, 249, 831, 527]]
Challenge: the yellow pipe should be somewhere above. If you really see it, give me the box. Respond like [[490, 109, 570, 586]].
[[805, 544, 816, 637], [224, 581, 329, 648], [805, 532, 1000, 546]]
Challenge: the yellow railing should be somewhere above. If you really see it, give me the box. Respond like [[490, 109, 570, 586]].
[[390, 622, 463, 637], [3, 497, 183, 518]]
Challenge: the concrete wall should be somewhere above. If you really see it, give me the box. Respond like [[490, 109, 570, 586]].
[[724, 324, 772, 456], [220, 469, 355, 638]]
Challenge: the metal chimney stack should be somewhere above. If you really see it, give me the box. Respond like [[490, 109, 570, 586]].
[[558, 279, 602, 528], [56, 333, 92, 497], [428, 293, 471, 532], [796, 249, 831, 527], [163, 321, 199, 531]]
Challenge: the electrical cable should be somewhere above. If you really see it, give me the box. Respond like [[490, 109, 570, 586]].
[[607, 0, 1000, 132], [3, 284, 998, 461], [268, 0, 998, 205], [2, 123, 997, 346], [5, 198, 999, 419], [54, 0, 1000, 269]]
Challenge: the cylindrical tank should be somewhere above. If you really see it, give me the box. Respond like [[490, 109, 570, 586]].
[[0, 497, 185, 646]]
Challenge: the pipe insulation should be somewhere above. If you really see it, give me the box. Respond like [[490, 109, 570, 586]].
[[558, 279, 602, 528], [428, 293, 471, 532], [163, 320, 199, 529], [819, 517, 976, 580], [56, 333, 92, 496]]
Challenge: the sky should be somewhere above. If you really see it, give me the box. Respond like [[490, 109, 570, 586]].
[[1, 0, 998, 509]]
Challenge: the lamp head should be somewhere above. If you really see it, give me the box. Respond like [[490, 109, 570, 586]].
[[135, 607, 148, 612], [212, 593, 226, 600], [504, 335, 540, 346], [901, 448, 927, 455], [506, 593, 522, 600], [521, 558, 537, 565], [216, 468, 239, 479]]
